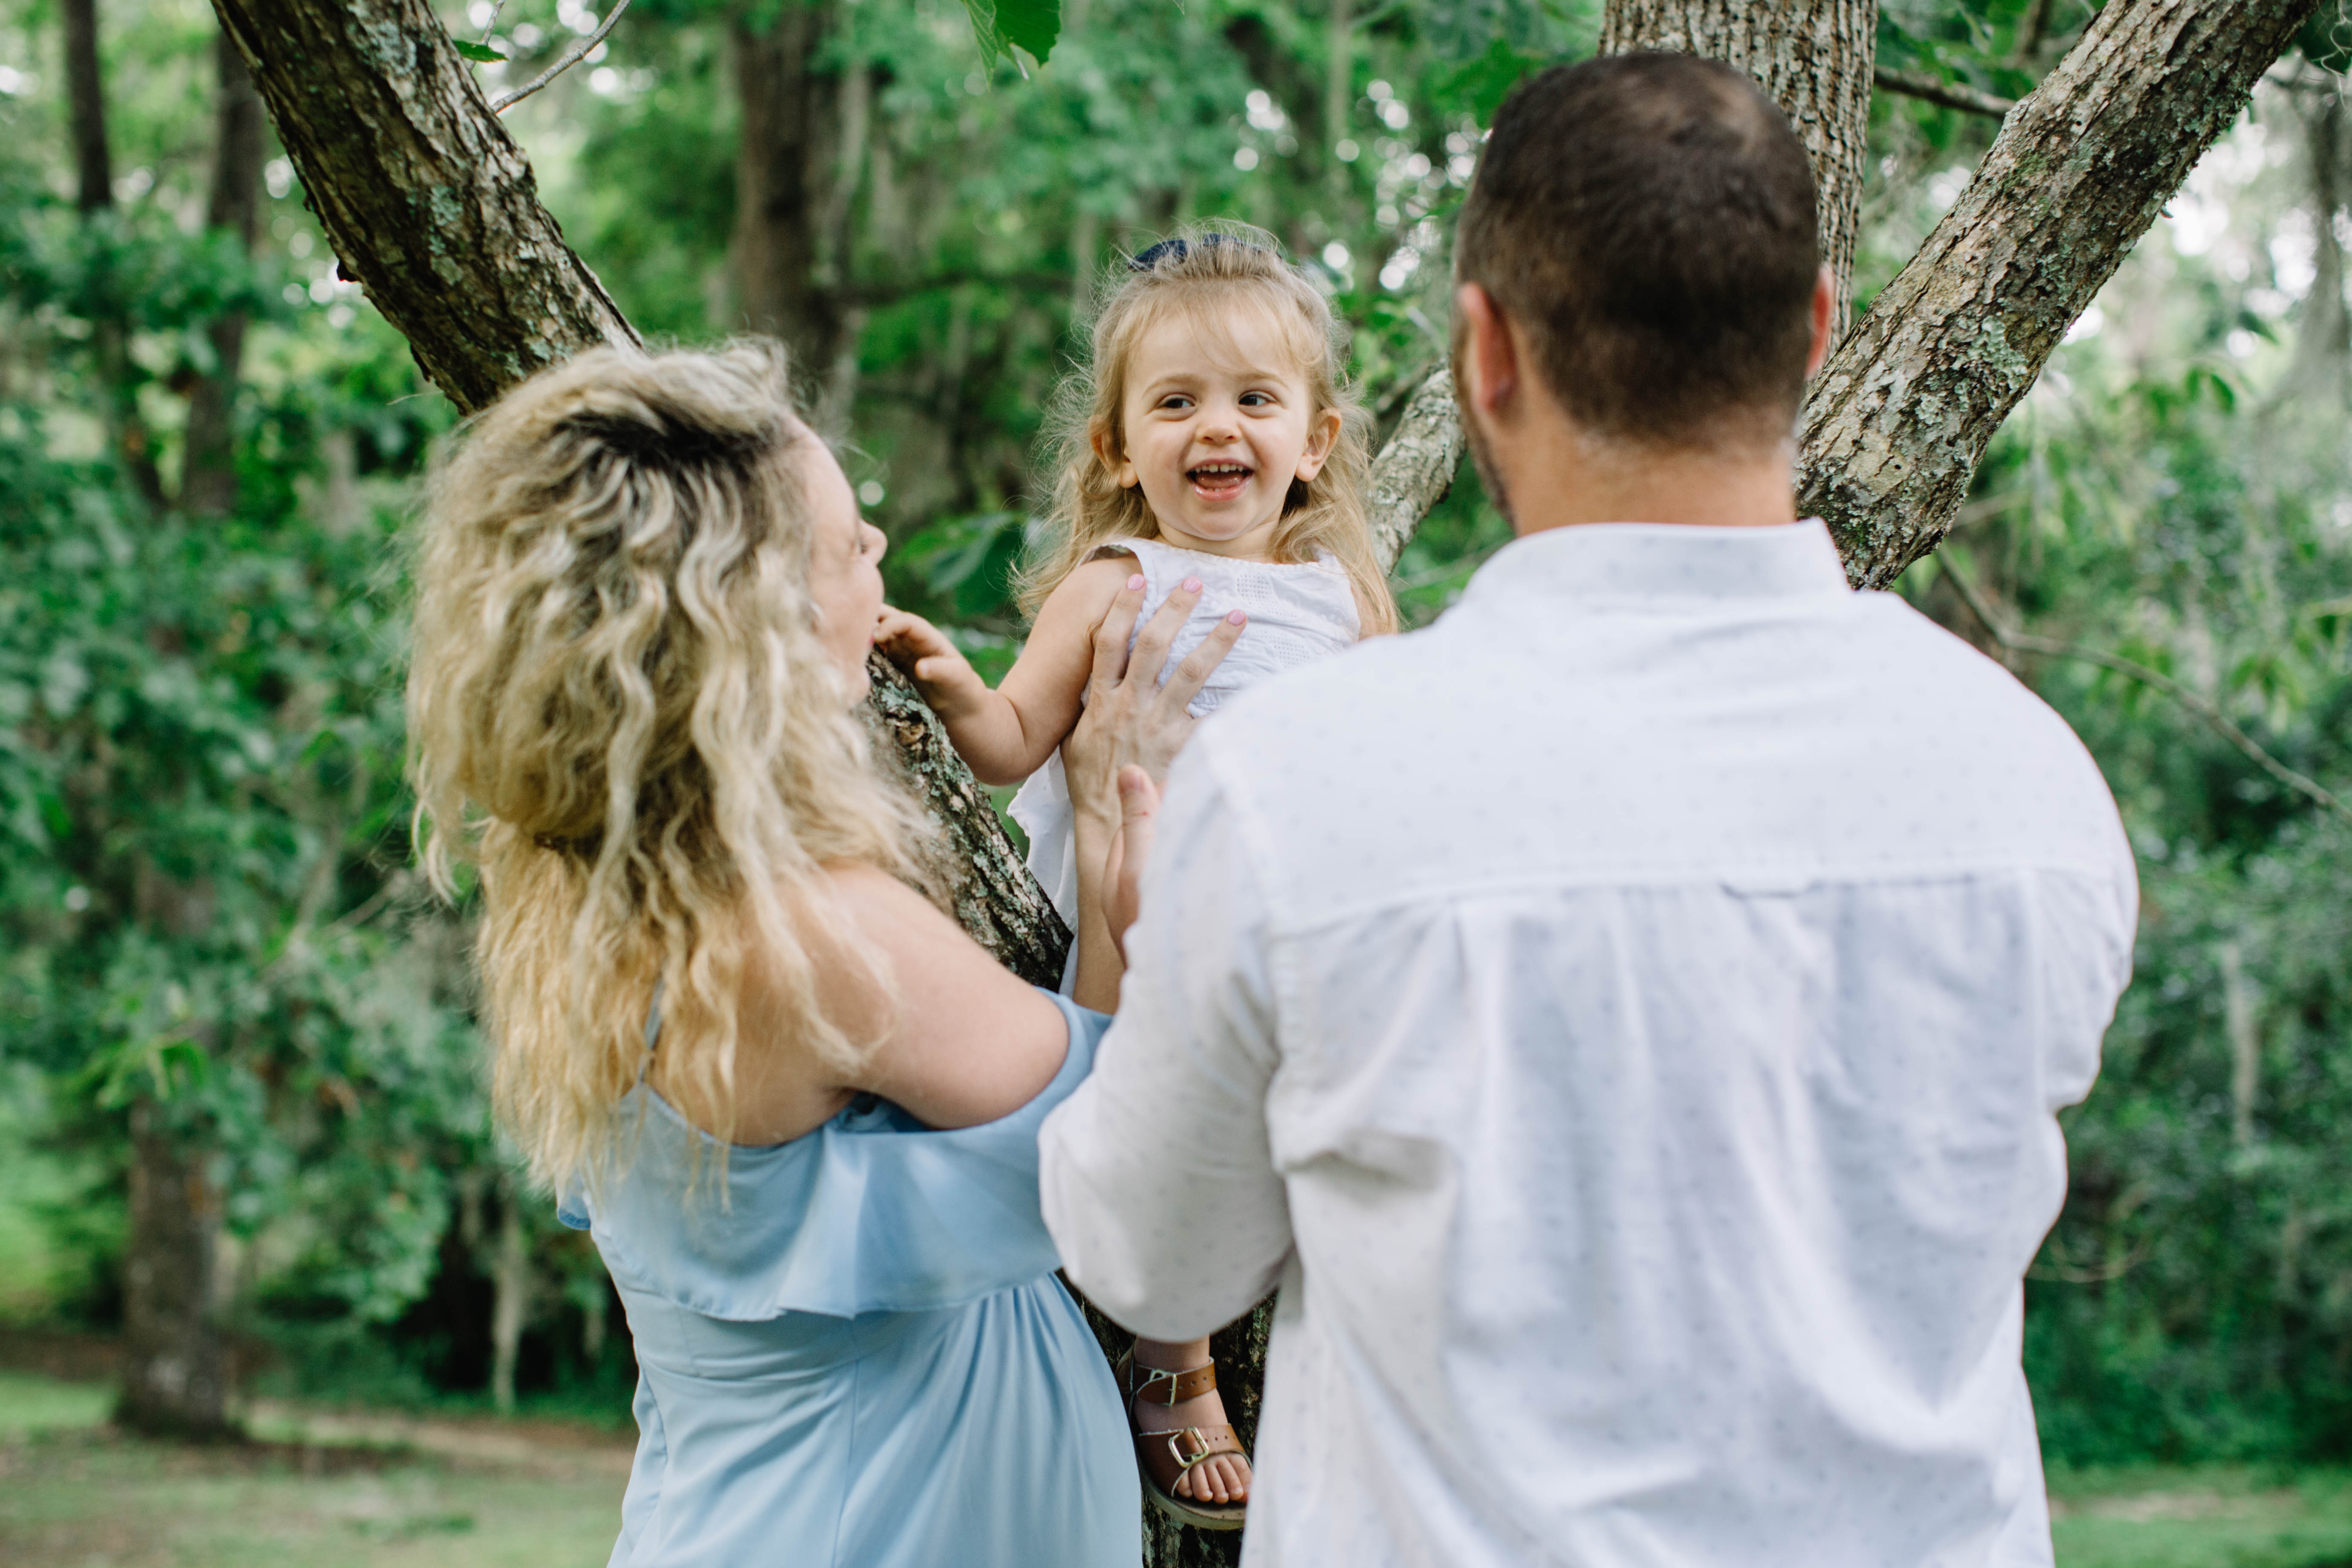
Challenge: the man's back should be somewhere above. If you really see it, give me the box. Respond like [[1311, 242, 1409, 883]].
[[1043, 521, 2135, 1566]]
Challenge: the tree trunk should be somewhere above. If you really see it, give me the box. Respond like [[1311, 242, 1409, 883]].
[[183, 31, 267, 518], [1599, 0, 1875, 342], [62, 0, 166, 507], [118, 1100, 231, 1438], [2222, 940, 2261, 1150], [208, 0, 637, 416], [2285, 84, 2349, 398], [1803, 0, 2321, 587], [61, 0, 112, 214], [731, 3, 851, 389], [490, 1181, 530, 1416]]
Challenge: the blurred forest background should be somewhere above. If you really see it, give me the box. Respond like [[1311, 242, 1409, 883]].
[[1, 0, 2350, 1486]]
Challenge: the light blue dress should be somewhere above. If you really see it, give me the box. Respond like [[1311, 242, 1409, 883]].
[[559, 991, 1139, 1567]]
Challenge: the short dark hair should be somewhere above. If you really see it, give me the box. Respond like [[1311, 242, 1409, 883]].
[[1455, 53, 1820, 448]]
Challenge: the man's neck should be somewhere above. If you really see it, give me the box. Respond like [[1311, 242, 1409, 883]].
[[1500, 414, 1801, 536]]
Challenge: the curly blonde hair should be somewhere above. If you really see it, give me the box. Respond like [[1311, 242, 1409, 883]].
[[1021, 223, 1398, 634], [407, 343, 927, 1195]]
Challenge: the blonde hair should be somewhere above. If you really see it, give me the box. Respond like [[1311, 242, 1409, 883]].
[[406, 343, 928, 1195], [1021, 223, 1398, 633]]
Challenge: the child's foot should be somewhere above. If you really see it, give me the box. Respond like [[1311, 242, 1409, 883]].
[[1127, 1337, 1251, 1519]]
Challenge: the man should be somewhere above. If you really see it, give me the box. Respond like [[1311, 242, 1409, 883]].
[[1040, 53, 2136, 1568]]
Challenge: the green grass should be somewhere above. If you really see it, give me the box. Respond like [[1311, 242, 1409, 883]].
[[0, 1369, 113, 1435], [0, 1372, 625, 1568], [2047, 1467, 2352, 1568], [0, 1070, 83, 1322], [11, 1368, 2352, 1566]]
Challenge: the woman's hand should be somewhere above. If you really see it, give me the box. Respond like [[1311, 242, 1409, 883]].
[[1060, 573, 1245, 829]]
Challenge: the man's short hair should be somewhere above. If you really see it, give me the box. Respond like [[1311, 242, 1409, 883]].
[[1455, 53, 1821, 449]]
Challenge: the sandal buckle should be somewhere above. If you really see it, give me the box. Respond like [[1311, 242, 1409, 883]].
[[1166, 1427, 1211, 1472]]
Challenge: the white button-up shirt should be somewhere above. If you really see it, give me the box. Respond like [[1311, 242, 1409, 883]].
[[1039, 521, 2136, 1568]]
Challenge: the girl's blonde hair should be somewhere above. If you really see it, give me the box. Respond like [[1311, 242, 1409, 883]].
[[406, 343, 927, 1195], [1022, 223, 1398, 633]]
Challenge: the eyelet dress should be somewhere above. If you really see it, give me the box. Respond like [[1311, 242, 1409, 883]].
[[560, 991, 1138, 1567], [1009, 536, 1361, 979]]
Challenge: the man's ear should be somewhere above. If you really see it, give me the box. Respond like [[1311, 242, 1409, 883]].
[[1294, 406, 1343, 481], [1453, 283, 1518, 419], [1091, 422, 1139, 490], [1805, 266, 1835, 379]]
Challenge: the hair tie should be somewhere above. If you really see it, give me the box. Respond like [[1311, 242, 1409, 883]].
[[1127, 233, 1260, 272]]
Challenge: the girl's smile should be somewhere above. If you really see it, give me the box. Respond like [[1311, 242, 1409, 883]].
[[1107, 310, 1342, 557]]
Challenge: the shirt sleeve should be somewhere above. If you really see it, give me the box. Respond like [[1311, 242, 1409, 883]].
[[1038, 735, 1293, 1341], [2038, 807, 2141, 1112]]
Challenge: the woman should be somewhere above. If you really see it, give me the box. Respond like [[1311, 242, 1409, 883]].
[[405, 344, 1238, 1566]]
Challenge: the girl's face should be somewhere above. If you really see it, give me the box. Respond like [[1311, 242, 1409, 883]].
[[1104, 305, 1342, 558], [799, 434, 888, 705]]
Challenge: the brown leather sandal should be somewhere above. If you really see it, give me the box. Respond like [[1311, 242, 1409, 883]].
[[1119, 1352, 1250, 1531]]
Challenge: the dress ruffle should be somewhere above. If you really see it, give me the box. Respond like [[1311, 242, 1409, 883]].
[[561, 991, 1106, 1321]]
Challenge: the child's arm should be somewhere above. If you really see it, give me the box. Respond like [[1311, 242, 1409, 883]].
[[874, 556, 1137, 786]]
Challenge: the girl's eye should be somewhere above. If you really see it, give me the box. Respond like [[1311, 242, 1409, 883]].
[[1239, 391, 1272, 407], [1159, 395, 1193, 411]]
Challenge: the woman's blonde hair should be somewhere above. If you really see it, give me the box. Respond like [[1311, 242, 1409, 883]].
[[406, 343, 926, 1195], [1021, 223, 1398, 633]]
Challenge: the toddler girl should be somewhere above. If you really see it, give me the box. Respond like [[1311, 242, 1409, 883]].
[[874, 226, 1396, 1530]]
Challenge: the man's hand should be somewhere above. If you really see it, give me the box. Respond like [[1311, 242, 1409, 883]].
[[1102, 765, 1158, 963], [874, 607, 988, 718]]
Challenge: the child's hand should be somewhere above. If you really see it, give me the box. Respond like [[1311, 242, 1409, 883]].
[[874, 608, 988, 713]]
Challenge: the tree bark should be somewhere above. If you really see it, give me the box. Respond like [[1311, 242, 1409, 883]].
[[865, 652, 1070, 985], [1803, 0, 2322, 588], [208, 0, 637, 416], [1599, 0, 1876, 342], [183, 31, 268, 518], [118, 1100, 231, 1438], [1368, 367, 1465, 571]]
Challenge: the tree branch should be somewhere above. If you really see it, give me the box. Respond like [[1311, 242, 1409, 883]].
[[1368, 367, 1464, 572], [489, 0, 634, 113], [209, 0, 639, 414], [1941, 556, 2352, 826], [1804, 0, 2321, 589], [1872, 63, 2016, 119]]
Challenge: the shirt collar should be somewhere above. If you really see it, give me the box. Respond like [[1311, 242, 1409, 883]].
[[1457, 520, 1853, 610]]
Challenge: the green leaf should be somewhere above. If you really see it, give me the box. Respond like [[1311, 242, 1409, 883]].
[[957, 0, 1056, 69], [452, 38, 508, 62], [995, 0, 1058, 64]]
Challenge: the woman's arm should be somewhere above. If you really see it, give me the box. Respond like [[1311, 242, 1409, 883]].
[[874, 558, 1134, 785], [802, 864, 1072, 1128]]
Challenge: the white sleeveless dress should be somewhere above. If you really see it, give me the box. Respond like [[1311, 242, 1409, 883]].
[[1009, 536, 1362, 989]]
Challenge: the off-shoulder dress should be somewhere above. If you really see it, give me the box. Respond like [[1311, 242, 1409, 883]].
[[559, 991, 1139, 1567]]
